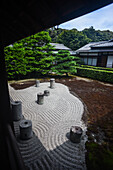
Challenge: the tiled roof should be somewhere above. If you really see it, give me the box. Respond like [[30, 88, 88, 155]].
[[76, 42, 100, 52], [50, 43, 71, 50], [92, 41, 113, 48], [76, 40, 113, 53], [50, 43, 76, 55]]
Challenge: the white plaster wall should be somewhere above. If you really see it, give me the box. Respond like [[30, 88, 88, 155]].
[[107, 56, 113, 68]]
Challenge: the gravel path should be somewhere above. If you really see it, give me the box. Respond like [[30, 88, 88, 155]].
[[9, 82, 87, 170]]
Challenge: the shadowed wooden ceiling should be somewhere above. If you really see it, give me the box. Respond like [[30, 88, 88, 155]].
[[1, 0, 113, 46]]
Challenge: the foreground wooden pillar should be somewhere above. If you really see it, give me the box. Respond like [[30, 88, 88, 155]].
[[0, 35, 13, 169], [0, 33, 26, 170], [0, 42, 12, 125]]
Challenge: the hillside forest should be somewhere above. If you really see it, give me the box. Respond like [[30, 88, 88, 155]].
[[47, 26, 113, 50], [5, 26, 113, 80]]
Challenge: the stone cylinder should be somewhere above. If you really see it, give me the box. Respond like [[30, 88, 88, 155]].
[[11, 101, 22, 121], [50, 78, 55, 89], [36, 80, 40, 87], [37, 93, 44, 105], [44, 90, 50, 96], [19, 120, 33, 140], [70, 126, 83, 143]]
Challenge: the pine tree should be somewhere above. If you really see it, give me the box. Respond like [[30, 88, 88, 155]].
[[5, 31, 54, 79], [19, 31, 54, 76], [5, 43, 28, 79], [52, 50, 77, 76]]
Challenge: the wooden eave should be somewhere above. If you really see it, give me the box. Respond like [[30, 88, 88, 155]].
[[0, 0, 113, 47]]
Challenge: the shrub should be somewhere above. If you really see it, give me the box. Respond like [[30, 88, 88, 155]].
[[76, 67, 113, 84], [52, 50, 77, 76], [81, 65, 113, 71]]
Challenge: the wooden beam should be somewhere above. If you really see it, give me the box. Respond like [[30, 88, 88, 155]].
[[0, 27, 26, 170], [0, 27, 12, 169], [0, 34, 12, 124]]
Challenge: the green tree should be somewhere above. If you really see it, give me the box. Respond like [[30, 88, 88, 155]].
[[5, 31, 54, 79], [5, 44, 28, 79], [20, 32, 54, 76], [52, 50, 77, 76], [48, 27, 113, 50], [82, 26, 113, 42], [57, 29, 91, 50], [46, 27, 64, 42]]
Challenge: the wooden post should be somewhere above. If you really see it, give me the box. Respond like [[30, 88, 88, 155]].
[[0, 32, 14, 169], [0, 32, 26, 170], [0, 36, 13, 123]]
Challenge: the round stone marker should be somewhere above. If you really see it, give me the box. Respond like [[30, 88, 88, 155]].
[[11, 101, 22, 121], [37, 93, 44, 105], [70, 126, 83, 143], [19, 120, 33, 140], [36, 80, 40, 87], [44, 90, 50, 96], [50, 78, 55, 89]]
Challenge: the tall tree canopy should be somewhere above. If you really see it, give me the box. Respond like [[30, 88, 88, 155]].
[[47, 27, 113, 50], [5, 44, 27, 79], [47, 27, 63, 43], [5, 31, 54, 79], [82, 26, 113, 42], [52, 50, 77, 76], [56, 29, 91, 50]]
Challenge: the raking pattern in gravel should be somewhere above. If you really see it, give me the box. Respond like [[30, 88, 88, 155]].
[[9, 82, 87, 170]]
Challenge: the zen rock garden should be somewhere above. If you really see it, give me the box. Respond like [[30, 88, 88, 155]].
[[9, 78, 86, 170]]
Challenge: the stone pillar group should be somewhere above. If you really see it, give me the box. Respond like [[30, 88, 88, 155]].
[[19, 120, 33, 140], [70, 126, 83, 143], [11, 100, 22, 121]]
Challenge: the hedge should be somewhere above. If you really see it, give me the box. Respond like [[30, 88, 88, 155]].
[[76, 67, 113, 84], [81, 65, 113, 71]]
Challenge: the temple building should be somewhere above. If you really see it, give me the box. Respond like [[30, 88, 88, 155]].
[[76, 39, 113, 68]]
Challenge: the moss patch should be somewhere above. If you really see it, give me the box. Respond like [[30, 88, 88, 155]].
[[86, 142, 113, 170]]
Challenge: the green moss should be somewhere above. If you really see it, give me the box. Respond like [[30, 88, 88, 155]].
[[87, 142, 98, 148], [86, 142, 113, 170], [103, 150, 113, 169]]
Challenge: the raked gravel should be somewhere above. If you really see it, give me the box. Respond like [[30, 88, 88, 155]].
[[9, 82, 87, 170]]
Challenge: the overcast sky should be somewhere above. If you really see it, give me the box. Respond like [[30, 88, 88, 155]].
[[59, 3, 113, 31]]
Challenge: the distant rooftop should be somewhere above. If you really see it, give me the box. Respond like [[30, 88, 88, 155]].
[[50, 43, 71, 50], [76, 40, 113, 53], [50, 43, 76, 55], [91, 41, 113, 48]]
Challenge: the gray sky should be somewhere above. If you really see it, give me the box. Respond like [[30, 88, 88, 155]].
[[59, 3, 113, 31]]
